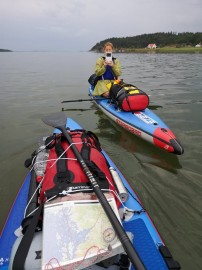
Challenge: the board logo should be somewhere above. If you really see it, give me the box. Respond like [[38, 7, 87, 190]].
[[116, 119, 141, 136], [134, 112, 158, 125]]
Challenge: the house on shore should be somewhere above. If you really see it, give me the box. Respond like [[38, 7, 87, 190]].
[[147, 44, 157, 49], [195, 43, 201, 48]]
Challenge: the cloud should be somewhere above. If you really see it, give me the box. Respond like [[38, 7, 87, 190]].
[[0, 0, 201, 51]]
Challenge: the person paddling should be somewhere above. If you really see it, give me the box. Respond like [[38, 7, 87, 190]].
[[93, 42, 122, 97]]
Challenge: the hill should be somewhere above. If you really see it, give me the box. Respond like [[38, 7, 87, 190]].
[[90, 32, 202, 51], [0, 49, 12, 52]]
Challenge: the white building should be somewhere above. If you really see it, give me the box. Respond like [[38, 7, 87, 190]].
[[195, 43, 201, 48], [147, 44, 157, 49]]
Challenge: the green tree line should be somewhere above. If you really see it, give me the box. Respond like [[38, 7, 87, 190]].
[[0, 49, 12, 52], [90, 32, 202, 51]]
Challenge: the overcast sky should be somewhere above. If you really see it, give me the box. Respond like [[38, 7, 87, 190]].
[[1, 0, 201, 51]]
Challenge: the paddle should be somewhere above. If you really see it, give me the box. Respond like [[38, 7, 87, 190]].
[[42, 112, 146, 270], [61, 97, 109, 103]]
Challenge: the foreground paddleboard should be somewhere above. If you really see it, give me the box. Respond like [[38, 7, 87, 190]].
[[89, 86, 184, 155], [0, 117, 180, 270]]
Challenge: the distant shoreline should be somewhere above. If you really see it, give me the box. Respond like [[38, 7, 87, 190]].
[[1, 48, 202, 53], [116, 47, 202, 54], [0, 49, 12, 52]]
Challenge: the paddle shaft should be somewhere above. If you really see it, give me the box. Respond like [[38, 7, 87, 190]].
[[59, 125, 146, 270], [61, 97, 109, 103]]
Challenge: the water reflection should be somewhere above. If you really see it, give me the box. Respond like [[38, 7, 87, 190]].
[[61, 108, 92, 112], [94, 111, 182, 174], [148, 105, 163, 110]]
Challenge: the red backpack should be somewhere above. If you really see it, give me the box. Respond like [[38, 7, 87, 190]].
[[36, 130, 119, 206], [109, 82, 149, 111]]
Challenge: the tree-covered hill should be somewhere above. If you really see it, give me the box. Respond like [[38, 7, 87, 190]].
[[0, 49, 12, 52], [90, 32, 202, 51]]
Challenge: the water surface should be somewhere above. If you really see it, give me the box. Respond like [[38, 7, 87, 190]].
[[0, 52, 202, 270]]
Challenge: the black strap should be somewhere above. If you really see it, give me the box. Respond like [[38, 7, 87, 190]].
[[54, 136, 74, 188], [80, 133, 109, 189], [55, 136, 70, 177], [12, 203, 43, 270], [45, 136, 74, 199], [86, 131, 102, 152]]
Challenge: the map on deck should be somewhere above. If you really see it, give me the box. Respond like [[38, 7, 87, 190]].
[[42, 197, 124, 270]]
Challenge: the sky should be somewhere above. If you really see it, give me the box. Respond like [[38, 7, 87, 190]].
[[0, 0, 202, 51]]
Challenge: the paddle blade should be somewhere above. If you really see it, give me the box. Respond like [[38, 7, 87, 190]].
[[42, 112, 67, 129]]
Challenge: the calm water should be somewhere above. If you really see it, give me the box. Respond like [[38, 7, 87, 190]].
[[0, 52, 202, 269]]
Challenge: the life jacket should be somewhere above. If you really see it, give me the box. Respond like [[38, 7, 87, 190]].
[[98, 57, 117, 81], [37, 130, 120, 207]]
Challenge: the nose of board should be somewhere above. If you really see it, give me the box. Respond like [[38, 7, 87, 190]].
[[170, 138, 184, 155], [153, 127, 184, 155]]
